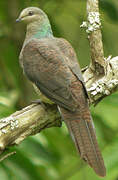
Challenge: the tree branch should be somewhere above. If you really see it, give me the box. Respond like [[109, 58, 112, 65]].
[[0, 103, 61, 154], [84, 56, 118, 104], [86, 0, 106, 75], [81, 0, 118, 104]]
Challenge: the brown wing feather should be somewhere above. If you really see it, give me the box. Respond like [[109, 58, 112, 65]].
[[56, 38, 88, 98], [56, 38, 84, 81], [22, 38, 77, 111]]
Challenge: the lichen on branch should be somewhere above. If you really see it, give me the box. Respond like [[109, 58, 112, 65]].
[[0, 103, 61, 154], [81, 0, 106, 75]]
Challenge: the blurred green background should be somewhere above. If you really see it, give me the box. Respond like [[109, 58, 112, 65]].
[[0, 0, 118, 179]]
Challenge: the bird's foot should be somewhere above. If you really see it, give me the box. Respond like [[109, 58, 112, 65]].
[[31, 99, 46, 109], [31, 99, 42, 104]]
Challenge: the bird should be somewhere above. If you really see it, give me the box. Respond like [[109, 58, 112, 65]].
[[16, 7, 106, 177]]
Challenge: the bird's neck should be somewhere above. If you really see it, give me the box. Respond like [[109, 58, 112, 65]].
[[24, 20, 53, 43]]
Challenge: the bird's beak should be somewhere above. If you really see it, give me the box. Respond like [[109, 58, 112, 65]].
[[16, 18, 22, 23]]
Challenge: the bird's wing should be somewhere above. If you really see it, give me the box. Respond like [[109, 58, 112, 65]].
[[22, 38, 79, 111], [56, 38, 88, 98]]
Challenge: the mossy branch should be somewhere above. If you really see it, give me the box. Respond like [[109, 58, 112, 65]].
[[86, 0, 106, 75], [0, 103, 61, 155], [81, 0, 118, 104]]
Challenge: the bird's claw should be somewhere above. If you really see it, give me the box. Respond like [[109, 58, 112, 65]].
[[31, 99, 46, 109], [31, 99, 42, 104]]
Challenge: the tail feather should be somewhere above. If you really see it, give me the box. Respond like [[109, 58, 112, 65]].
[[59, 106, 106, 177]]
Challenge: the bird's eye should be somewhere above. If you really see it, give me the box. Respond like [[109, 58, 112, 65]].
[[28, 11, 34, 16]]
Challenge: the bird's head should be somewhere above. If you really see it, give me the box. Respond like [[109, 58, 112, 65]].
[[16, 7, 47, 24]]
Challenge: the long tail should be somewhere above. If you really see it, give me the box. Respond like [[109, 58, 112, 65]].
[[59, 106, 106, 177]]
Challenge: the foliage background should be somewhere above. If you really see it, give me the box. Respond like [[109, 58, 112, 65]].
[[0, 0, 118, 179]]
